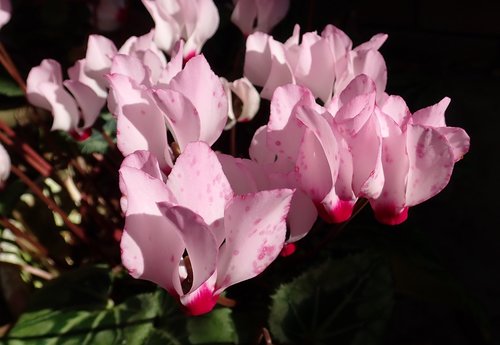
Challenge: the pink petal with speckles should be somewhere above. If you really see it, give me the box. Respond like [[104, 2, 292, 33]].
[[369, 112, 409, 225], [166, 142, 234, 226], [167, 55, 227, 146], [119, 165, 182, 295], [405, 124, 454, 206], [215, 189, 293, 293], [107, 74, 172, 170], [158, 204, 218, 297], [152, 88, 201, 151], [411, 97, 450, 127]]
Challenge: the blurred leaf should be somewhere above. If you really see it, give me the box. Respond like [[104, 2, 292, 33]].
[[101, 112, 117, 137], [77, 130, 109, 155], [269, 251, 393, 345], [0, 78, 23, 97], [187, 308, 238, 344]]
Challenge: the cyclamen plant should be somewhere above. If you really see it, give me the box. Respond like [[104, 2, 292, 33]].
[[0, 0, 475, 343]]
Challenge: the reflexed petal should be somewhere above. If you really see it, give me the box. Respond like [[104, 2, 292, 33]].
[[378, 95, 411, 130], [405, 124, 454, 206], [142, 0, 181, 53], [435, 127, 470, 162], [412, 97, 450, 127], [110, 54, 148, 85], [158, 204, 218, 295], [168, 55, 227, 146], [152, 88, 201, 151], [119, 166, 182, 294], [107, 74, 171, 169], [244, 32, 272, 87], [261, 41, 294, 100], [64, 80, 104, 129], [183, 0, 219, 56], [369, 114, 408, 225], [84, 35, 118, 87], [249, 125, 276, 164], [215, 189, 293, 292], [166, 142, 234, 225]]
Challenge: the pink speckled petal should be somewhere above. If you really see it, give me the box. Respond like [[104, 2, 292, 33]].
[[379, 95, 411, 129], [294, 107, 339, 203], [435, 127, 470, 162], [411, 97, 450, 127], [158, 204, 218, 296], [152, 88, 200, 151], [166, 142, 234, 225], [215, 189, 293, 292], [167, 55, 227, 146], [267, 84, 316, 164], [107, 74, 171, 170], [119, 165, 182, 295], [217, 153, 260, 194], [110, 54, 148, 85], [347, 115, 384, 199], [249, 125, 276, 164], [405, 124, 454, 206], [369, 113, 409, 225]]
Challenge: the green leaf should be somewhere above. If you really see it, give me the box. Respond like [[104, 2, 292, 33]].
[[1, 267, 188, 345], [4, 292, 163, 345], [269, 252, 393, 345], [0, 77, 23, 97], [187, 308, 239, 344], [101, 112, 117, 137], [77, 130, 109, 154]]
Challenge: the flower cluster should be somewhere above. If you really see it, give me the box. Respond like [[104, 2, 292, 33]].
[[22, 0, 470, 315]]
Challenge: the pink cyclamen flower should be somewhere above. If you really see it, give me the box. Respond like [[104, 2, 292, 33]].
[[244, 24, 387, 102], [141, 0, 219, 58], [0, 143, 10, 189], [119, 142, 293, 315], [0, 0, 11, 29], [107, 51, 227, 172], [370, 96, 470, 225], [231, 0, 289, 35]]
